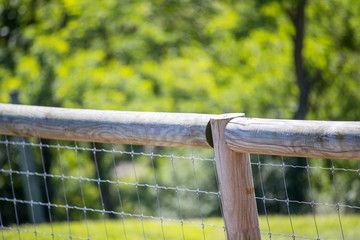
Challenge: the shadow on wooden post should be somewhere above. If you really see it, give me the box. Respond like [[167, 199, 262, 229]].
[[210, 114, 261, 240]]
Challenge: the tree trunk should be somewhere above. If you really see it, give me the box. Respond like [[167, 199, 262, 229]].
[[92, 143, 117, 219], [288, 0, 309, 120], [11, 92, 46, 223]]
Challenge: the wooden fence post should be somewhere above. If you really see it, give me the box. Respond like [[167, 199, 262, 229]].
[[210, 114, 261, 240]]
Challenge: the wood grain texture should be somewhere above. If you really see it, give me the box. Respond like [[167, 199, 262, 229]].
[[211, 115, 261, 240], [0, 103, 216, 148], [226, 118, 360, 160]]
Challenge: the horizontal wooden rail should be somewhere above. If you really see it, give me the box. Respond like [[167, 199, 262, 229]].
[[0, 104, 359, 160], [225, 118, 360, 160], [0, 104, 218, 148]]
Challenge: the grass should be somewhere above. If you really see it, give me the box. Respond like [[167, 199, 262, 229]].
[[2, 215, 359, 239]]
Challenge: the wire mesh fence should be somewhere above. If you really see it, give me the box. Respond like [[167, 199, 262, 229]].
[[253, 154, 360, 239], [1, 134, 359, 239], [0, 135, 225, 240]]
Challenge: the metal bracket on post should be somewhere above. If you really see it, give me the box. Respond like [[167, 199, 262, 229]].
[[210, 114, 261, 240]]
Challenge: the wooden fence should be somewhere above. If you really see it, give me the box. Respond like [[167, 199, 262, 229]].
[[1, 103, 359, 240]]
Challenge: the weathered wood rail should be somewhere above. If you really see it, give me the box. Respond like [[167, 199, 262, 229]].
[[1, 103, 360, 240], [225, 118, 360, 160], [0, 103, 359, 160], [0, 103, 216, 148]]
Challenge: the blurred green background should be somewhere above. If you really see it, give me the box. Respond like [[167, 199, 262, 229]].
[[1, 0, 359, 120], [1, 0, 360, 238]]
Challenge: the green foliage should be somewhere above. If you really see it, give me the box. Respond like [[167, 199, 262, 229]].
[[1, 0, 359, 118]]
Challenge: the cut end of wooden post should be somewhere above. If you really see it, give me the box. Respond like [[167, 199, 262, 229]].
[[206, 113, 245, 148]]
